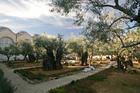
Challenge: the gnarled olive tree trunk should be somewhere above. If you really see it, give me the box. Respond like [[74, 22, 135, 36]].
[[43, 41, 64, 70], [81, 51, 88, 66], [43, 48, 55, 70], [116, 48, 133, 71], [55, 46, 63, 69]]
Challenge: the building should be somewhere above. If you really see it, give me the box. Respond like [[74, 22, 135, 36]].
[[0, 27, 32, 61], [17, 31, 32, 43], [0, 26, 56, 61], [0, 27, 16, 48], [0, 27, 32, 48]]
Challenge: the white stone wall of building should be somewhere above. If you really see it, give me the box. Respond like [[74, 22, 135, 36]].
[[17, 31, 32, 43], [0, 27, 16, 42]]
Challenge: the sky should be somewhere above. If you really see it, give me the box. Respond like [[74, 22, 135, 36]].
[[0, 0, 83, 38]]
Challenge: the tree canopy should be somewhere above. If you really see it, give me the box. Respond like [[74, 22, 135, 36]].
[[53, 0, 140, 25], [52, 0, 140, 47]]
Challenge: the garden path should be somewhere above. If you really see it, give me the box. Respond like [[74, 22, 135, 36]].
[[0, 61, 116, 93]]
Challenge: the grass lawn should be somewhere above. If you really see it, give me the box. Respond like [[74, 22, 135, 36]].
[[49, 67, 140, 93], [14, 66, 84, 84]]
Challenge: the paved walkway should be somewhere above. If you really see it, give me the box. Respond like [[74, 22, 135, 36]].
[[0, 62, 116, 93], [0, 63, 32, 93]]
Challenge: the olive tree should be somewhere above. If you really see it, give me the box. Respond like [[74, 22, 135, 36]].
[[41, 36, 65, 70], [19, 42, 35, 62], [33, 37, 46, 62], [51, 0, 140, 47], [0, 46, 13, 62], [51, 0, 140, 70], [10, 45, 20, 61], [66, 35, 89, 65]]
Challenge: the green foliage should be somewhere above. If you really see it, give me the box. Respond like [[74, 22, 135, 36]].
[[0, 69, 14, 93], [0, 45, 16, 61], [33, 38, 46, 60], [53, 0, 78, 13], [67, 86, 95, 93], [87, 68, 112, 82], [133, 47, 140, 62], [19, 42, 33, 56], [1, 47, 12, 56], [67, 41, 83, 57], [10, 45, 20, 56], [65, 80, 96, 93], [18, 42, 34, 61], [84, 21, 111, 43], [53, 0, 140, 24], [53, 0, 140, 49], [49, 88, 66, 93], [66, 35, 86, 57], [88, 73, 107, 81]]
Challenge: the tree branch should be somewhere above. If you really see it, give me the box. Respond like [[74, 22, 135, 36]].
[[114, 0, 119, 6], [109, 16, 131, 28], [90, 0, 135, 17], [111, 29, 125, 47], [115, 5, 134, 17], [122, 41, 140, 48], [96, 4, 116, 9]]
